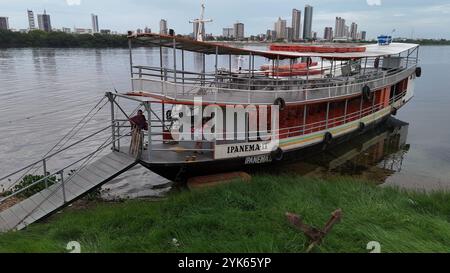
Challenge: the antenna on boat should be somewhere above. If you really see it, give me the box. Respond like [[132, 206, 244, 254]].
[[189, 0, 213, 42]]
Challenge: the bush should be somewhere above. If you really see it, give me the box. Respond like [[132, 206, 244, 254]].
[[2, 174, 57, 199]]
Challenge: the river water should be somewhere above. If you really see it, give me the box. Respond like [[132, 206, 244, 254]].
[[0, 46, 449, 196]]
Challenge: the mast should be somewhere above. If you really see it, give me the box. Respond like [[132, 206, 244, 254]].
[[189, 0, 213, 42]]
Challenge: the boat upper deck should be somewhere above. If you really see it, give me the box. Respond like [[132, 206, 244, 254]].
[[126, 33, 420, 105], [130, 33, 418, 59]]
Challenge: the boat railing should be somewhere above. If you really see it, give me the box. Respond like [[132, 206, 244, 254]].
[[131, 65, 416, 104], [132, 53, 418, 91], [129, 89, 407, 163]]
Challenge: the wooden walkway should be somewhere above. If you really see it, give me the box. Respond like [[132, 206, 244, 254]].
[[0, 152, 137, 232]]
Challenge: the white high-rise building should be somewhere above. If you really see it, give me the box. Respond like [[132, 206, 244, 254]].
[[350, 22, 358, 40], [344, 25, 350, 38], [223, 28, 234, 38], [274, 17, 287, 40], [91, 14, 99, 33], [335, 17, 346, 38], [292, 9, 301, 41], [27, 10, 36, 30], [159, 19, 168, 35]]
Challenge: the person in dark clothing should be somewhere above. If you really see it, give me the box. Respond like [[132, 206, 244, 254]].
[[129, 110, 148, 131], [129, 110, 148, 156]]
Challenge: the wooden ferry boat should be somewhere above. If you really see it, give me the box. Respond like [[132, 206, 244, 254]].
[[107, 33, 422, 181], [108, 33, 420, 181]]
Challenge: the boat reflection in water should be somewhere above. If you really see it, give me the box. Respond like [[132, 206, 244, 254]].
[[267, 117, 410, 184]]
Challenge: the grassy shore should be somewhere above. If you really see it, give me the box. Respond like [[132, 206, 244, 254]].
[[0, 176, 450, 253]]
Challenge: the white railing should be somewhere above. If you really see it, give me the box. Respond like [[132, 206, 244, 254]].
[[131, 66, 416, 105]]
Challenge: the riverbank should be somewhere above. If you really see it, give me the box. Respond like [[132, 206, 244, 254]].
[[0, 175, 449, 253], [2, 30, 450, 48]]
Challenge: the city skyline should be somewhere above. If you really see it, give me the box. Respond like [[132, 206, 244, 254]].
[[0, 0, 450, 39]]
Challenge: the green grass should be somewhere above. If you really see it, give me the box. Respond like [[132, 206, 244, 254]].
[[1, 176, 450, 253]]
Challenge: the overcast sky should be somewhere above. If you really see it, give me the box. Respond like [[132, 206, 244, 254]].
[[1, 0, 450, 39]]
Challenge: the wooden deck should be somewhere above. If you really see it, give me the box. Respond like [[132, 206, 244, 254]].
[[0, 152, 137, 232], [123, 142, 215, 164]]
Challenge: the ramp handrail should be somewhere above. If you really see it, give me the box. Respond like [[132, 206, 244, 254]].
[[0, 131, 133, 204], [0, 125, 113, 186]]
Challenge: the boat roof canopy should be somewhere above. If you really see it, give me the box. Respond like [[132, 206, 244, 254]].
[[130, 33, 298, 60], [130, 33, 419, 60]]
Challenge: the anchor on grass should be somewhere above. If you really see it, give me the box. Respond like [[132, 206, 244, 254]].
[[286, 209, 342, 253]]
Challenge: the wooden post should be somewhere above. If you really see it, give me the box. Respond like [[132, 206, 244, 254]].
[[160, 45, 164, 80], [344, 99, 348, 123], [182, 49, 185, 94], [145, 102, 152, 161], [202, 53, 206, 86], [173, 38, 177, 83], [215, 46, 219, 88], [60, 171, 66, 204], [325, 102, 330, 129], [128, 38, 134, 90], [248, 53, 252, 90], [43, 159, 48, 188], [303, 105, 308, 135], [108, 94, 117, 152]]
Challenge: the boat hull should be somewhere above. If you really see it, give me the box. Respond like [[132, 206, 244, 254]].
[[140, 115, 391, 182], [139, 73, 416, 182]]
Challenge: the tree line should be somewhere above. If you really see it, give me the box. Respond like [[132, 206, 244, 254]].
[[0, 30, 129, 48], [1, 29, 449, 48]]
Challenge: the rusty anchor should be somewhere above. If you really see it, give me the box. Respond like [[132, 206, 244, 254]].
[[286, 209, 343, 253]]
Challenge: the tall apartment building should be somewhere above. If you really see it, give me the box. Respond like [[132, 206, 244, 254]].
[[335, 17, 346, 38], [233, 22, 245, 40], [37, 10, 52, 32], [274, 17, 287, 40], [223, 28, 234, 38], [303, 5, 313, 40], [91, 14, 99, 33], [324, 27, 333, 41], [361, 31, 367, 41], [292, 9, 301, 41], [0, 17, 9, 30], [159, 19, 168, 35], [27, 10, 36, 30]]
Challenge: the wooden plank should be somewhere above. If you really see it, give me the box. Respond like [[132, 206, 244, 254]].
[[65, 174, 92, 191], [14, 195, 51, 221], [76, 170, 104, 186], [0, 216, 11, 231], [94, 161, 123, 174], [0, 209, 20, 231], [83, 167, 110, 182], [100, 158, 126, 172], [107, 152, 135, 165], [7, 204, 33, 223], [85, 166, 113, 180], [39, 188, 65, 206], [68, 174, 95, 190], [106, 153, 133, 166]]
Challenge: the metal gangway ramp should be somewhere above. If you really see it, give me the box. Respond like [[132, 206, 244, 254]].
[[0, 152, 137, 232], [0, 94, 143, 232]]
